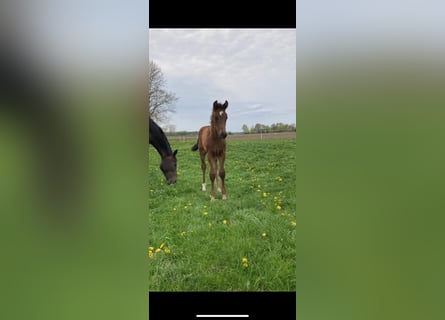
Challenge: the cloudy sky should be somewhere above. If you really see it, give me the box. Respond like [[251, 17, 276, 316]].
[[149, 29, 296, 132]]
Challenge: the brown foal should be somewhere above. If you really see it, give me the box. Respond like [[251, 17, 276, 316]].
[[191, 100, 228, 201]]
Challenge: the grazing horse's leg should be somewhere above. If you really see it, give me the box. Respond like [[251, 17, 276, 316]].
[[219, 152, 227, 200], [208, 154, 218, 201], [200, 150, 207, 191]]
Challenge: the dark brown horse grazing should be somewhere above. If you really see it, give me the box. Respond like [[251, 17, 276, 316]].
[[149, 118, 178, 184], [191, 100, 228, 201]]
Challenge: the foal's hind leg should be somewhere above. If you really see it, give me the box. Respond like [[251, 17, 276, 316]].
[[200, 151, 207, 191]]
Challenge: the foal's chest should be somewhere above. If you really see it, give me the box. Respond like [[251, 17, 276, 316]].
[[208, 141, 226, 157]]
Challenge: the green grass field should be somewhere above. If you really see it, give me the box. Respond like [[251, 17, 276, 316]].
[[148, 138, 296, 291]]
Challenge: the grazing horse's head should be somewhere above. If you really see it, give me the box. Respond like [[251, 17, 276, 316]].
[[160, 149, 178, 184], [211, 100, 228, 139]]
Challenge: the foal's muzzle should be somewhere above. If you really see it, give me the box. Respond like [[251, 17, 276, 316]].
[[220, 132, 228, 139]]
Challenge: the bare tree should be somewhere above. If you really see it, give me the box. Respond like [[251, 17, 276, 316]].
[[148, 61, 178, 123]]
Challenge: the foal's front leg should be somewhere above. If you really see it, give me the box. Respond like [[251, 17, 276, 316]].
[[208, 156, 218, 201]]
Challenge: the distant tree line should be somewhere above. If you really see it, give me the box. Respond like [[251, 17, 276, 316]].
[[241, 122, 296, 134]]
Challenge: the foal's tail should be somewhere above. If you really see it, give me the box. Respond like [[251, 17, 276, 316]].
[[191, 139, 199, 151]]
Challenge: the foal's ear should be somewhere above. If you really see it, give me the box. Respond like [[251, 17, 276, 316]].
[[223, 100, 228, 109], [213, 100, 218, 109], [173, 149, 178, 156]]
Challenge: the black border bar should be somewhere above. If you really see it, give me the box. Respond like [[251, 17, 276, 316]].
[[149, 0, 296, 28], [149, 291, 296, 320]]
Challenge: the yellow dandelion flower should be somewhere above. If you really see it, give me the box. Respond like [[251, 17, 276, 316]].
[[148, 251, 154, 259], [223, 219, 227, 225], [262, 192, 268, 198], [276, 205, 282, 210], [173, 207, 177, 211], [261, 232, 267, 238], [148, 246, 154, 251], [159, 243, 165, 249], [208, 223, 212, 227], [164, 248, 171, 254], [203, 211, 208, 217], [290, 221, 297, 227], [180, 231, 186, 236], [242, 263, 249, 268], [155, 248, 161, 253], [241, 257, 248, 263]]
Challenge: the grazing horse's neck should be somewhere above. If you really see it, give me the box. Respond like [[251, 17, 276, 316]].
[[149, 118, 173, 158]]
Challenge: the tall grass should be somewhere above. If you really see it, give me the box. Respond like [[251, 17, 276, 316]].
[[148, 138, 296, 291]]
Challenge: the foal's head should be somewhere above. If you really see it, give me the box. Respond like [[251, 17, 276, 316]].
[[211, 100, 228, 139], [160, 149, 178, 184]]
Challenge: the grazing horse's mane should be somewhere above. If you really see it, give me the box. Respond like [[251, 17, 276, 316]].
[[149, 118, 178, 184], [149, 118, 173, 157]]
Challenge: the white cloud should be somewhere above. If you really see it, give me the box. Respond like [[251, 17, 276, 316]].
[[149, 29, 296, 132]]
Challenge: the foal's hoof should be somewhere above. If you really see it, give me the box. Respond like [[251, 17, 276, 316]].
[[202, 183, 206, 191], [222, 194, 227, 200], [210, 196, 216, 202], [217, 187, 222, 193]]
